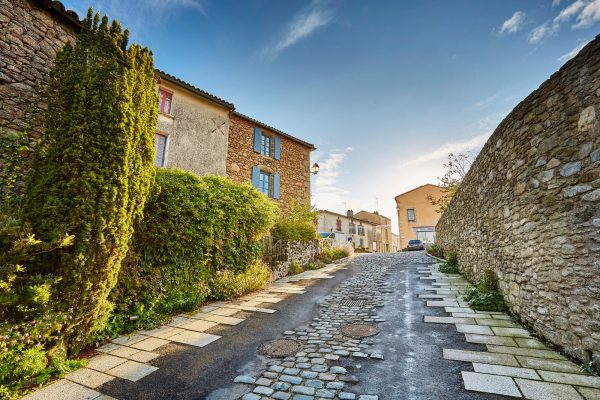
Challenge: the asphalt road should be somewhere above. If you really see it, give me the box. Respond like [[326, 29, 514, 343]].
[[99, 252, 512, 400]]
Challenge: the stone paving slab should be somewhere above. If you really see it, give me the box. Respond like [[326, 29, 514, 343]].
[[514, 338, 549, 349], [538, 370, 600, 388], [455, 323, 494, 335], [203, 314, 245, 325], [424, 316, 476, 324], [464, 333, 518, 346], [130, 337, 170, 351], [21, 379, 101, 400], [578, 386, 600, 399], [472, 363, 540, 380], [443, 348, 520, 367], [169, 331, 221, 347], [486, 345, 567, 360], [475, 318, 521, 328], [515, 377, 583, 400], [105, 360, 159, 382], [87, 354, 128, 372], [179, 319, 219, 332], [516, 356, 586, 374], [491, 327, 532, 338], [461, 371, 522, 397], [66, 368, 115, 388]]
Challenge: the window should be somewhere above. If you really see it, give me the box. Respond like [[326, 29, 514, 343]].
[[336, 218, 342, 231], [349, 222, 356, 234], [260, 133, 272, 156], [259, 171, 271, 196], [158, 89, 172, 115], [357, 225, 365, 236], [407, 208, 416, 222], [154, 133, 168, 167]]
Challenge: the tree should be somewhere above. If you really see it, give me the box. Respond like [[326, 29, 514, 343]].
[[428, 151, 476, 213], [24, 10, 158, 353]]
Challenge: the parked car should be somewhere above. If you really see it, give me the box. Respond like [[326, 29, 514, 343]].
[[407, 239, 425, 251]]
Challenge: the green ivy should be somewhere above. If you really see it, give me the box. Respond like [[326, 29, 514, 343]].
[[23, 9, 158, 353], [0, 132, 30, 201]]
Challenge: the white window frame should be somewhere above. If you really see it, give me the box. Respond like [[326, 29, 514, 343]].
[[155, 132, 169, 167]]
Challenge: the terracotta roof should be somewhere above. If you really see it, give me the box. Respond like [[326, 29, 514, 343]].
[[34, 0, 82, 30], [155, 69, 235, 110], [394, 183, 444, 200], [233, 111, 316, 151], [317, 210, 377, 226]]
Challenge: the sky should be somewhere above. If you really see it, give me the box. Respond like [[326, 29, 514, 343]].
[[62, 0, 600, 234]]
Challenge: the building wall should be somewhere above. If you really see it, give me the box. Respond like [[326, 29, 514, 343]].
[[436, 36, 600, 367], [227, 114, 312, 210], [317, 211, 374, 249], [395, 184, 444, 246], [354, 211, 392, 252], [156, 80, 230, 177]]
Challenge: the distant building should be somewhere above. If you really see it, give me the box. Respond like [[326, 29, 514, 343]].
[[392, 233, 400, 252], [394, 184, 444, 246], [317, 210, 377, 251], [226, 112, 315, 210], [353, 211, 393, 253]]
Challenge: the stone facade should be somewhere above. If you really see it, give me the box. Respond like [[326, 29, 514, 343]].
[[354, 210, 393, 252], [436, 36, 600, 367], [269, 240, 320, 281], [155, 71, 234, 177], [395, 184, 444, 246], [226, 112, 314, 211], [316, 209, 377, 250]]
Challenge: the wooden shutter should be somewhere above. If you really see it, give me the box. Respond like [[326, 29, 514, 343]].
[[253, 128, 261, 153], [274, 136, 281, 160], [273, 173, 280, 199], [252, 166, 260, 189]]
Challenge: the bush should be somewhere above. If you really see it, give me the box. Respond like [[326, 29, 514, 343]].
[[288, 261, 304, 275], [109, 169, 279, 332], [439, 252, 459, 274], [303, 261, 323, 271], [427, 243, 442, 258], [463, 269, 507, 312], [271, 202, 317, 242], [317, 247, 350, 263], [23, 10, 157, 352], [209, 261, 271, 301]]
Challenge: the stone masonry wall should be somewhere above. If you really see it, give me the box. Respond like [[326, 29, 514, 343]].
[[227, 114, 312, 211], [269, 240, 320, 281], [437, 36, 600, 366]]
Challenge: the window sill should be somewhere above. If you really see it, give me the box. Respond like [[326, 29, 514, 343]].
[[159, 111, 175, 120]]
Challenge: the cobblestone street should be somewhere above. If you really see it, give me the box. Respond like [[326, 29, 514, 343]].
[[26, 252, 600, 400]]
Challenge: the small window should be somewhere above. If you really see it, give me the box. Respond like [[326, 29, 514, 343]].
[[259, 171, 271, 196], [407, 208, 416, 222], [260, 134, 272, 156], [357, 225, 365, 236], [158, 89, 172, 115], [336, 218, 342, 231], [349, 222, 356, 234], [154, 133, 168, 167]]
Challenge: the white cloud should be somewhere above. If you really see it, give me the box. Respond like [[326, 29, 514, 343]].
[[554, 0, 586, 23], [396, 133, 491, 169], [261, 0, 334, 60], [528, 22, 558, 43], [558, 38, 592, 62], [312, 147, 353, 211], [499, 11, 526, 35], [574, 0, 600, 28], [553, 0, 564, 6]]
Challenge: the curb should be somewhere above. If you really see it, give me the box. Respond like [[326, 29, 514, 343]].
[[425, 252, 446, 263]]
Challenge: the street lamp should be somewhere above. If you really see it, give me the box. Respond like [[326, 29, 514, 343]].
[[311, 163, 320, 175]]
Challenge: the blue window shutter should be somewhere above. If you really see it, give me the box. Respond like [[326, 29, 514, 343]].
[[273, 173, 280, 200], [253, 128, 261, 153], [252, 166, 260, 189], [274, 136, 281, 160]]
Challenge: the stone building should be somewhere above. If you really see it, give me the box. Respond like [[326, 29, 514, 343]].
[[154, 70, 234, 176], [394, 184, 444, 246], [316, 210, 377, 251], [437, 36, 600, 368], [226, 112, 315, 210], [354, 211, 393, 253]]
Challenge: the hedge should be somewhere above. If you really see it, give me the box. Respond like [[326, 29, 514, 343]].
[[108, 169, 279, 332]]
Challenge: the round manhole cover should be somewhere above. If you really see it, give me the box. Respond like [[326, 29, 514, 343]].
[[258, 339, 300, 358], [341, 323, 380, 338]]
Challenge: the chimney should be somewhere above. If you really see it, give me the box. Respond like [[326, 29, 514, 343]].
[[347, 209, 354, 218], [374, 211, 379, 215]]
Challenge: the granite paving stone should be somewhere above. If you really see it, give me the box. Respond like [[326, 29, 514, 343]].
[[515, 378, 584, 400], [461, 371, 522, 397]]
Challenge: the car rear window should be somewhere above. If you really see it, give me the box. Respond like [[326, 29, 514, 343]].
[[409, 240, 421, 244]]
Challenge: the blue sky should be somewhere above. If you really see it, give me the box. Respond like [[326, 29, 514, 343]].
[[63, 0, 600, 233]]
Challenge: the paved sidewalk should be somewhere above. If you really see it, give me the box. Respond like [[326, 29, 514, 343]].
[[420, 262, 600, 399], [21, 263, 348, 400]]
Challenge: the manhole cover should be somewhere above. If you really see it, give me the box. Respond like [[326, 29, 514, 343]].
[[258, 339, 300, 358], [341, 323, 380, 338]]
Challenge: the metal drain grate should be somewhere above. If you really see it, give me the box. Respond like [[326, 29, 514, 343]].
[[258, 339, 300, 358], [339, 299, 366, 307]]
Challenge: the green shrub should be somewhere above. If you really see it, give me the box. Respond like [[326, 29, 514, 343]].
[[463, 269, 507, 312], [110, 169, 278, 332], [288, 261, 304, 275], [271, 202, 317, 242], [439, 252, 459, 274], [317, 247, 350, 263], [209, 261, 271, 301], [303, 261, 323, 271], [426, 243, 442, 258], [23, 10, 157, 352]]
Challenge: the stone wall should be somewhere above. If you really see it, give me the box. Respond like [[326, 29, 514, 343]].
[[0, 0, 77, 136], [269, 240, 320, 281], [227, 113, 313, 211], [437, 36, 600, 367]]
